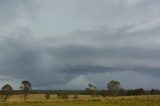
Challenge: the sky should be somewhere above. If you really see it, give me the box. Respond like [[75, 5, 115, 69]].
[[0, 0, 160, 90]]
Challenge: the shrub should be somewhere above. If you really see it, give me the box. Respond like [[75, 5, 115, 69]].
[[45, 93, 50, 100], [57, 92, 69, 99], [74, 94, 78, 99]]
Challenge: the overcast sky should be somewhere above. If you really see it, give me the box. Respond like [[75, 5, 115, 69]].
[[0, 0, 160, 90]]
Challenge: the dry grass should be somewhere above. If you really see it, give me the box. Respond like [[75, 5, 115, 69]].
[[1, 94, 160, 106]]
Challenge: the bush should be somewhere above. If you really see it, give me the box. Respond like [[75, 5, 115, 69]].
[[45, 93, 50, 100], [74, 94, 78, 99], [57, 92, 69, 99]]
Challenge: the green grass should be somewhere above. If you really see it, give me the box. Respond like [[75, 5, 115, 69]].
[[1, 95, 160, 106]]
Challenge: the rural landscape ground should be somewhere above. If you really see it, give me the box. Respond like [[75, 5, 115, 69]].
[[1, 0, 160, 106], [1, 94, 160, 106]]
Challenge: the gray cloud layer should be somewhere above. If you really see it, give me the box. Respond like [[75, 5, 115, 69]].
[[0, 0, 160, 90]]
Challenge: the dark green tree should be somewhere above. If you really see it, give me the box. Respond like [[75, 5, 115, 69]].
[[107, 80, 121, 96], [134, 88, 144, 95], [20, 80, 32, 101], [151, 89, 159, 95], [85, 83, 97, 97], [99, 89, 107, 97], [0, 84, 13, 102], [127, 90, 134, 96]]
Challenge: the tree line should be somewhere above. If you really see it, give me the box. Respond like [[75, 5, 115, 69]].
[[0, 80, 160, 102], [85, 80, 160, 97]]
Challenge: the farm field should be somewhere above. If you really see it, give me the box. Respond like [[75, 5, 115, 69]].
[[1, 94, 160, 106]]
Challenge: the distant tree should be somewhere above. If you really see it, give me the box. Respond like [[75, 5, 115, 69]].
[[126, 90, 134, 96], [85, 88, 91, 95], [20, 80, 32, 101], [133, 88, 144, 95], [99, 89, 107, 97], [0, 84, 13, 102], [107, 80, 121, 96], [126, 88, 145, 96], [118, 88, 126, 96], [85, 83, 97, 97], [151, 89, 159, 95]]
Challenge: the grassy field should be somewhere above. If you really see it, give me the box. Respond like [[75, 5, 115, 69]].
[[1, 94, 160, 106]]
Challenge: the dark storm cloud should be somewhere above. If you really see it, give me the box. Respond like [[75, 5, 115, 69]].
[[0, 0, 160, 89], [1, 24, 160, 89]]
